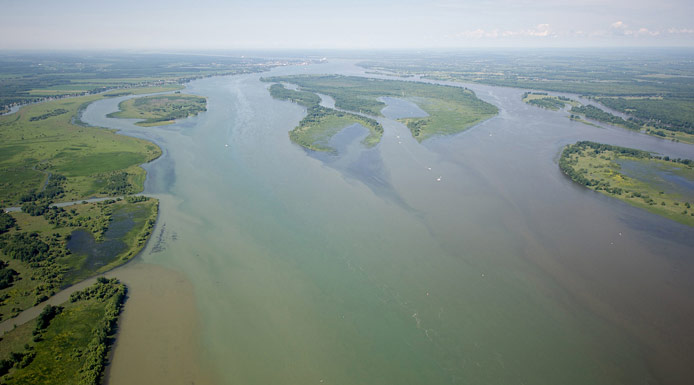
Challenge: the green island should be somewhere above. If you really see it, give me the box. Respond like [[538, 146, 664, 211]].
[[268, 83, 382, 152], [264, 75, 498, 142], [0, 278, 126, 384], [559, 141, 694, 226], [569, 104, 642, 130], [107, 93, 207, 127], [522, 92, 577, 111], [0, 196, 156, 321], [359, 52, 694, 144]]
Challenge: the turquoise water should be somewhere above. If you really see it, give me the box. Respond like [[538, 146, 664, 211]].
[[83, 61, 694, 385]]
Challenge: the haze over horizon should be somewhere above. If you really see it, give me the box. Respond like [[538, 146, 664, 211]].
[[2, 0, 693, 50]]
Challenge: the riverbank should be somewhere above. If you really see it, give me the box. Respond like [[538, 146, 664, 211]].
[[77, 88, 216, 384]]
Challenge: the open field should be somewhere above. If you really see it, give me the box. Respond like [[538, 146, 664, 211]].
[[0, 278, 126, 385], [265, 75, 498, 141], [560, 141, 694, 226], [0, 198, 156, 321], [108, 93, 207, 126], [0, 87, 172, 207]]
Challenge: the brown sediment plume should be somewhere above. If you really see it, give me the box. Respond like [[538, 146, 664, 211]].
[[105, 262, 216, 385]]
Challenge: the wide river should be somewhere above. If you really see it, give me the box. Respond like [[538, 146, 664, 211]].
[[82, 60, 694, 385]]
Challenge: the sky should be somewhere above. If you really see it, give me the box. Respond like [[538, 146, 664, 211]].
[[1, 0, 693, 50]]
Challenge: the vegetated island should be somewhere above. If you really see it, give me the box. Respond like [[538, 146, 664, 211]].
[[522, 92, 578, 111], [560, 141, 694, 226], [107, 93, 207, 127], [0, 278, 126, 384], [267, 83, 382, 152], [264, 75, 498, 143]]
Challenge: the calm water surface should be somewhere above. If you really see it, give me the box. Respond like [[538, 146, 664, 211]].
[[83, 61, 694, 385]]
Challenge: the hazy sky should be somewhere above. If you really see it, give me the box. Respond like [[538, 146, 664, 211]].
[[1, 0, 693, 50]]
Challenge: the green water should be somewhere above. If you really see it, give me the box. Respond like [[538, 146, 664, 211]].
[[83, 62, 694, 384]]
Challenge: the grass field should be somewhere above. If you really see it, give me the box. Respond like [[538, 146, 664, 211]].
[[0, 198, 157, 321], [560, 141, 694, 226], [265, 75, 498, 142], [0, 279, 126, 385], [0, 87, 173, 207], [108, 93, 207, 126]]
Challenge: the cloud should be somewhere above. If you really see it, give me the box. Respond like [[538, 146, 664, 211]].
[[610, 21, 627, 30], [667, 27, 694, 34], [607, 21, 694, 37], [453, 24, 555, 39]]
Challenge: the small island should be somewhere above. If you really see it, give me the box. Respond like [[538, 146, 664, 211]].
[[560, 141, 694, 226], [522, 92, 577, 111], [108, 93, 207, 126], [268, 83, 382, 152]]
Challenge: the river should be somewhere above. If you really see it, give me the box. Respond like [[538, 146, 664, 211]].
[[81, 60, 694, 385]]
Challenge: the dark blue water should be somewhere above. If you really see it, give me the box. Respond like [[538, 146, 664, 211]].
[[65, 209, 135, 280]]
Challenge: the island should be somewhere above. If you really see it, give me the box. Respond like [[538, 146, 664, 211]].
[[559, 141, 694, 226], [268, 83, 382, 152], [107, 93, 207, 126], [522, 92, 577, 111], [264, 75, 498, 144]]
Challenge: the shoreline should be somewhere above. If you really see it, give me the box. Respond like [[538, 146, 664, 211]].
[[79, 84, 217, 384]]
